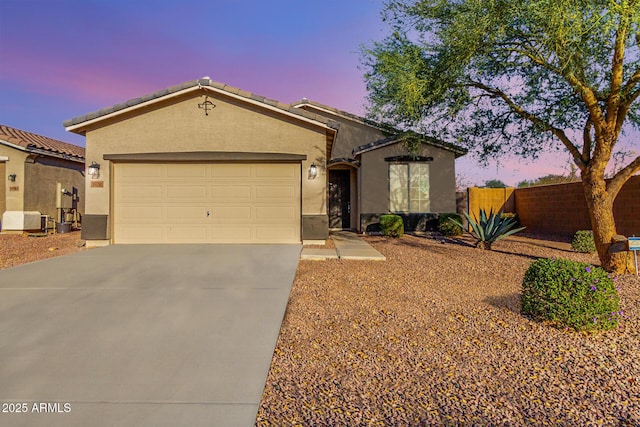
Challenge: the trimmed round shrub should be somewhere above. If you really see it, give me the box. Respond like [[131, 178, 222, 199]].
[[380, 214, 404, 238], [572, 230, 596, 253], [438, 213, 463, 236], [521, 258, 620, 332]]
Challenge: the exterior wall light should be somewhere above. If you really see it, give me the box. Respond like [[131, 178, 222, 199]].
[[88, 162, 101, 179], [309, 163, 318, 179], [8, 174, 16, 182]]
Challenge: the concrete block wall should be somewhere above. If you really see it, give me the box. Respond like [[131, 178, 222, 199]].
[[515, 182, 591, 237], [467, 176, 639, 238]]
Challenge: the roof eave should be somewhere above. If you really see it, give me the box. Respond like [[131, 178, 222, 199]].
[[65, 84, 337, 135], [353, 137, 467, 158], [0, 140, 85, 163]]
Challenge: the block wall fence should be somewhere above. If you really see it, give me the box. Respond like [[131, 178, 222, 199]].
[[467, 175, 640, 238]]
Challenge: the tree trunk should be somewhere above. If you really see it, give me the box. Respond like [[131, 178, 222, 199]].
[[582, 170, 633, 274]]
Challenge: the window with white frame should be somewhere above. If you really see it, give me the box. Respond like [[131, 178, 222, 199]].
[[389, 162, 430, 213]]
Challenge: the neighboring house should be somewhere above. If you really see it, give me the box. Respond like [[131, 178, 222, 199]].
[[64, 77, 466, 246], [0, 125, 85, 232]]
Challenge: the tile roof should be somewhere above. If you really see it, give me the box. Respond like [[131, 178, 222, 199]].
[[293, 99, 467, 158], [292, 99, 396, 132], [0, 124, 85, 162], [64, 77, 340, 132], [353, 134, 467, 158]]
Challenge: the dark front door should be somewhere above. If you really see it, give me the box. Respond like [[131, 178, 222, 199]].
[[329, 170, 351, 229]]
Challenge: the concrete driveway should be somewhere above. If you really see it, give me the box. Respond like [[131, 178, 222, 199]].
[[0, 244, 300, 427]]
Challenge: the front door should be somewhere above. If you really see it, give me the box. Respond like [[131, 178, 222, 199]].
[[329, 170, 350, 229]]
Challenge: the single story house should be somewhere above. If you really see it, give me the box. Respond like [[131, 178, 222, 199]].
[[0, 125, 85, 232], [64, 77, 466, 246]]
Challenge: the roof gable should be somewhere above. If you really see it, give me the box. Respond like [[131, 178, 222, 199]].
[[292, 100, 467, 158], [353, 134, 467, 158], [64, 78, 339, 135], [0, 124, 85, 162]]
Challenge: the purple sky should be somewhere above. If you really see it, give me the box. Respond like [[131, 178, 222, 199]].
[[0, 0, 636, 187]]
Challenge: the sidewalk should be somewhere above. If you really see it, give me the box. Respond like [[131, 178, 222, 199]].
[[301, 231, 386, 261]]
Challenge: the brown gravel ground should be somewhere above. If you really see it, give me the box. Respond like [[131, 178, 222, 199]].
[[0, 231, 86, 269], [256, 234, 640, 426]]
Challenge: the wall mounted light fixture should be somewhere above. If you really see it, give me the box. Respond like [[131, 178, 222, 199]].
[[309, 163, 318, 179], [88, 162, 101, 179], [8, 174, 16, 182]]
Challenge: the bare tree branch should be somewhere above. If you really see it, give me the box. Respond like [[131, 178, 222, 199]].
[[467, 80, 587, 169], [605, 10, 630, 125], [607, 154, 640, 198]]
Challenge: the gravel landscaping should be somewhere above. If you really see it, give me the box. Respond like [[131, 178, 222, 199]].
[[256, 234, 640, 426], [0, 231, 86, 269]]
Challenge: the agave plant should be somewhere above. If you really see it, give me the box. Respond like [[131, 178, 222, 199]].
[[450, 209, 525, 250]]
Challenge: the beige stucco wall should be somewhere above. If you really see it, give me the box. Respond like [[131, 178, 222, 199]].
[[83, 91, 329, 224], [297, 105, 388, 160], [0, 144, 29, 212], [360, 142, 457, 214], [24, 157, 85, 219], [0, 161, 5, 215]]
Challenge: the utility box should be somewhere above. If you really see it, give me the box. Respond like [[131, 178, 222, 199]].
[[1, 211, 43, 232]]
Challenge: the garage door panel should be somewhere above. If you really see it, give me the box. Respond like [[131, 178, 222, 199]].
[[119, 185, 163, 201], [166, 164, 207, 178], [210, 185, 251, 201], [255, 226, 297, 242], [167, 226, 209, 242], [167, 206, 208, 221], [117, 226, 163, 243], [120, 206, 163, 221], [114, 163, 300, 244], [255, 164, 297, 178], [255, 185, 296, 200], [255, 206, 296, 220], [167, 185, 207, 199], [212, 227, 252, 241], [120, 164, 163, 178], [212, 206, 251, 221], [211, 164, 252, 178]]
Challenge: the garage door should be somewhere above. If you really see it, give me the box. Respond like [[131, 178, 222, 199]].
[[113, 163, 301, 244]]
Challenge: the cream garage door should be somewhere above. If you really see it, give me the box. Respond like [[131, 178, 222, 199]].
[[113, 163, 301, 244]]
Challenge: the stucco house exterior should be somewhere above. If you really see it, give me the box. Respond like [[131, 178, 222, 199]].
[[64, 77, 465, 246], [0, 125, 85, 232]]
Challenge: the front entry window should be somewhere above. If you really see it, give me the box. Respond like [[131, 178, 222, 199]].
[[389, 163, 430, 213]]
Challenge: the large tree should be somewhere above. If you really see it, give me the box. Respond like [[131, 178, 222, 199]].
[[363, 0, 640, 273]]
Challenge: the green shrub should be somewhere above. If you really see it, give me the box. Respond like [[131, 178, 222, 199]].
[[380, 214, 404, 238], [572, 230, 596, 253], [438, 213, 463, 236], [521, 258, 620, 332]]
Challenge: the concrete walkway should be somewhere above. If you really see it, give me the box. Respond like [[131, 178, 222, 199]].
[[301, 231, 386, 261]]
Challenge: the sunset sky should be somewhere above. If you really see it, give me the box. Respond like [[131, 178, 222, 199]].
[[1, 0, 636, 186]]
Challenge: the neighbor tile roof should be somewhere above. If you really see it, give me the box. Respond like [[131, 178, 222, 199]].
[[64, 77, 340, 131], [0, 124, 85, 161]]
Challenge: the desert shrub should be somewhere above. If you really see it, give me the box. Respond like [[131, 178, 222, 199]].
[[521, 258, 620, 331], [572, 230, 596, 253], [450, 208, 525, 250], [500, 212, 520, 227], [438, 213, 463, 236], [380, 214, 404, 238]]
